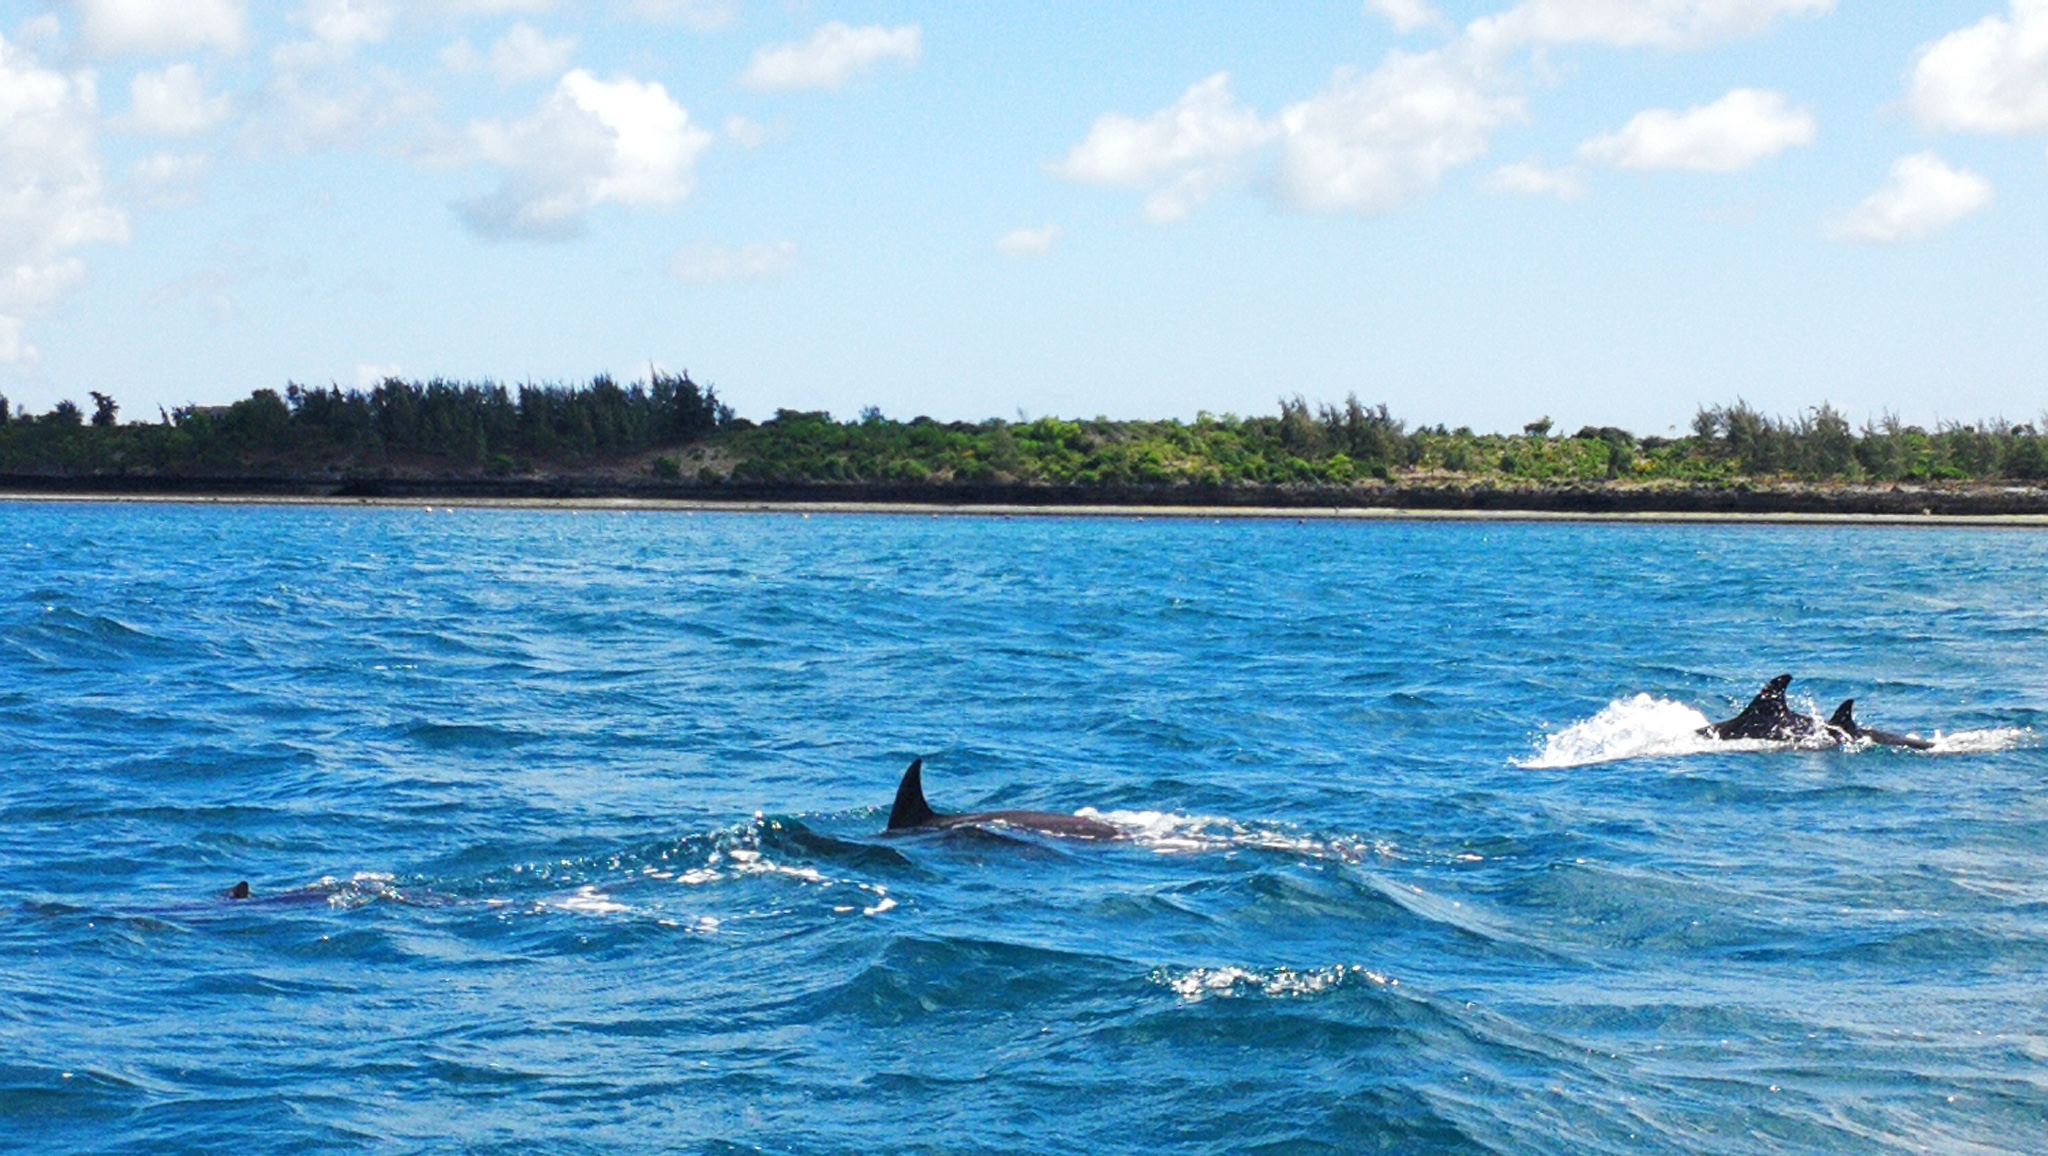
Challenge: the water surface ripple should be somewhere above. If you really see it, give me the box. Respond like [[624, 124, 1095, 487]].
[[4, 503, 2046, 1153]]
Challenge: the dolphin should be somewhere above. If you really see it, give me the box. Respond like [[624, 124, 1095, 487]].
[[884, 759, 1124, 840], [1826, 699, 1935, 750], [226, 880, 251, 900], [1699, 674, 1826, 743]]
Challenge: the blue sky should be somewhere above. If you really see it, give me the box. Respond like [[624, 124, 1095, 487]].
[[0, 1, 2044, 433]]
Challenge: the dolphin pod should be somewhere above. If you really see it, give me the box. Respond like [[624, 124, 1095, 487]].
[[884, 759, 1124, 840], [1700, 674, 1934, 750]]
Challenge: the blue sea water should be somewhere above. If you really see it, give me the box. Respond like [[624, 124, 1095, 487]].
[[3, 501, 2046, 1154]]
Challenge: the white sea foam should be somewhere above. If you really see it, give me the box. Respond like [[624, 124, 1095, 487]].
[[1078, 808, 1394, 862], [1520, 694, 1731, 768], [553, 885, 629, 916], [1157, 964, 1394, 1003], [721, 847, 827, 884], [1522, 694, 2033, 768], [1924, 727, 2031, 755]]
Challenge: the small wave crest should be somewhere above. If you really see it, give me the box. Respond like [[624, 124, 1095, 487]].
[[1152, 964, 1395, 1003]]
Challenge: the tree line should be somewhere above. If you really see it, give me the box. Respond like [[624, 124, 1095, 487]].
[[0, 372, 729, 475], [1, 378, 2044, 486]]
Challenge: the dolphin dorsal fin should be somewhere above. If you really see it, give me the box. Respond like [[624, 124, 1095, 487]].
[[1829, 699, 1858, 731], [888, 759, 936, 830], [1731, 675, 1793, 724]]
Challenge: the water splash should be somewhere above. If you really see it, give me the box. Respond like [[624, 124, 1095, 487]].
[[1519, 694, 1733, 768], [1522, 694, 2031, 768], [1923, 727, 2031, 755]]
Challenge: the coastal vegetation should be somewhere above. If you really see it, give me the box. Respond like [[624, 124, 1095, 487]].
[[2, 376, 2045, 492]]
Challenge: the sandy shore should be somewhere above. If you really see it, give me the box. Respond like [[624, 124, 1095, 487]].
[[7, 490, 2048, 527]]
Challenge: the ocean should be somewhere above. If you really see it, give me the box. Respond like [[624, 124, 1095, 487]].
[[3, 501, 2043, 1154]]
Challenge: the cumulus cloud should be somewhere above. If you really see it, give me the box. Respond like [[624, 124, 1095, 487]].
[[444, 0, 554, 12], [1486, 159, 1587, 199], [279, 0, 393, 65], [1273, 51, 1523, 216], [1826, 152, 1993, 243], [1054, 53, 1519, 222], [625, 0, 738, 30], [73, 0, 247, 58], [461, 70, 711, 240], [486, 22, 576, 84], [994, 224, 1062, 258], [1368, 0, 1446, 34], [723, 114, 769, 147], [122, 63, 231, 135], [1579, 88, 1814, 172], [668, 240, 796, 283], [1051, 73, 1277, 222], [1907, 0, 2048, 135], [0, 35, 129, 362], [257, 0, 428, 152], [741, 23, 922, 91], [1468, 0, 1834, 52], [126, 150, 211, 206]]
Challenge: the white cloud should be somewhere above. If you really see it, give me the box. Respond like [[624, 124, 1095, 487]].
[[74, 0, 246, 58], [1468, 0, 1833, 52], [440, 38, 481, 72], [668, 240, 796, 283], [461, 70, 712, 240], [1051, 72, 1277, 222], [741, 23, 922, 92], [625, 0, 738, 30], [994, 224, 1062, 258], [445, 0, 554, 12], [723, 114, 769, 148], [0, 35, 129, 361], [1368, 0, 1446, 34], [302, 0, 393, 53], [126, 150, 210, 206], [1907, 0, 2048, 135], [1273, 51, 1523, 216], [258, 0, 427, 152], [1055, 53, 1519, 222], [1826, 152, 1993, 243], [1579, 88, 1813, 172], [1486, 159, 1587, 199], [488, 22, 575, 84], [355, 362, 401, 387], [122, 63, 231, 135]]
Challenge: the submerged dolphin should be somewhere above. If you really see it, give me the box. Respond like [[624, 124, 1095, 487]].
[[1826, 699, 1935, 750], [1700, 675, 1932, 749], [884, 759, 1124, 840]]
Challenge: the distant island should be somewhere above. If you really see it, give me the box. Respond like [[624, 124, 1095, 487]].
[[4, 374, 2047, 515]]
